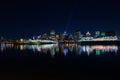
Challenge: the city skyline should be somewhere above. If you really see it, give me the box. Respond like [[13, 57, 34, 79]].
[[0, 0, 120, 38], [1, 0, 120, 79], [0, 30, 118, 39]]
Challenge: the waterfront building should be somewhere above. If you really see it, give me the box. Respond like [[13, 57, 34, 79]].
[[69, 34, 74, 40], [63, 31, 68, 40], [95, 31, 100, 38], [79, 31, 93, 41], [105, 31, 116, 37], [37, 35, 41, 39], [101, 32, 105, 37], [86, 31, 91, 37], [56, 34, 59, 40]]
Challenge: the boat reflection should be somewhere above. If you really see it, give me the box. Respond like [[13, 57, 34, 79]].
[[0, 43, 119, 56]]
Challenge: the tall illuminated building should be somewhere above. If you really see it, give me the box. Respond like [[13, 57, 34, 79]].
[[69, 34, 74, 40], [75, 31, 81, 40], [63, 31, 68, 40], [58, 32, 63, 41], [42, 33, 48, 40], [56, 34, 59, 40], [37, 35, 41, 39], [95, 31, 100, 38], [49, 30, 56, 40]]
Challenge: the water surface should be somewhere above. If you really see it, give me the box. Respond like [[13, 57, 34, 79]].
[[0, 43, 120, 78]]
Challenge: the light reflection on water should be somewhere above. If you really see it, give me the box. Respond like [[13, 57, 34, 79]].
[[0, 43, 119, 56]]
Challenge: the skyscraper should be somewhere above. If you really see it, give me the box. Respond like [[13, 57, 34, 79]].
[[58, 32, 63, 41], [42, 33, 48, 39], [49, 30, 56, 40], [75, 31, 81, 40], [95, 31, 100, 38]]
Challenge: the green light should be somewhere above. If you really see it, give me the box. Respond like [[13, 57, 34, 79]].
[[101, 49, 105, 54], [96, 50, 100, 55], [101, 32, 105, 37]]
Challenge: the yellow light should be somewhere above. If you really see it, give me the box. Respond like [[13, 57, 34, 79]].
[[65, 44, 69, 47], [20, 38, 23, 42], [11, 44, 14, 48], [92, 45, 104, 50], [20, 45, 24, 50]]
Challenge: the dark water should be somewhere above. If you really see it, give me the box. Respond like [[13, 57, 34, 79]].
[[0, 43, 120, 79]]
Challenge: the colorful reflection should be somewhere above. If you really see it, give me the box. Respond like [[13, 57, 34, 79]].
[[79, 45, 118, 55], [0, 43, 119, 56]]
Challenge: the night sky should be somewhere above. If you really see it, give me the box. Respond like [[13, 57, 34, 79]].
[[0, 0, 120, 39]]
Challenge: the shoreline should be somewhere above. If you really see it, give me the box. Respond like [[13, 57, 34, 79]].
[[1, 40, 120, 45]]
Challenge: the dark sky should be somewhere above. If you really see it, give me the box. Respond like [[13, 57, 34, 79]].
[[0, 0, 120, 38]]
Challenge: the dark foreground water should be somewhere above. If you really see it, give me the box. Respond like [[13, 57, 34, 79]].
[[0, 43, 120, 79]]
